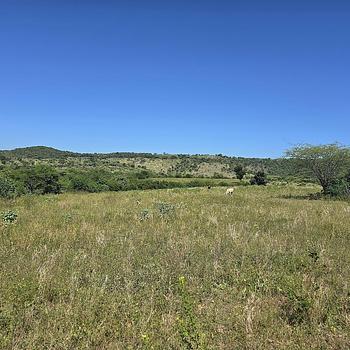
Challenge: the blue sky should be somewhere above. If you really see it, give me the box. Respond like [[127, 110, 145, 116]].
[[1, 0, 349, 157]]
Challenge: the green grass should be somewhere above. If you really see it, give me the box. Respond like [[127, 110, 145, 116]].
[[150, 177, 239, 184], [1, 185, 349, 349]]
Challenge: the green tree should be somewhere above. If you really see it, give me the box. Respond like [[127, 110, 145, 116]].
[[285, 143, 350, 194], [0, 154, 8, 164], [24, 165, 61, 194], [346, 169, 350, 184], [234, 164, 246, 180], [328, 179, 350, 198], [250, 171, 267, 186], [0, 176, 17, 199]]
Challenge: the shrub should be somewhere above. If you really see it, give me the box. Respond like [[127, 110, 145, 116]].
[[250, 171, 267, 186], [213, 172, 224, 179], [24, 165, 61, 194], [108, 177, 133, 191], [0, 176, 17, 199], [328, 178, 350, 198], [67, 174, 100, 192], [234, 165, 246, 180], [346, 170, 350, 184], [134, 170, 152, 179]]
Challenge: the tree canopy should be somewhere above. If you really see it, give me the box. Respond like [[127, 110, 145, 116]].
[[285, 143, 350, 193]]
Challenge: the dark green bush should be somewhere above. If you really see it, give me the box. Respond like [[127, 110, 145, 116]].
[[234, 165, 246, 180], [68, 174, 101, 192], [134, 170, 152, 179], [24, 165, 61, 194], [250, 171, 267, 186], [346, 170, 350, 184], [61, 169, 123, 193], [0, 176, 17, 199], [328, 178, 350, 198], [0, 166, 61, 195], [107, 177, 133, 191]]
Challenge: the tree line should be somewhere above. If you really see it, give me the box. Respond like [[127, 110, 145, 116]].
[[0, 166, 244, 199], [1, 143, 349, 199]]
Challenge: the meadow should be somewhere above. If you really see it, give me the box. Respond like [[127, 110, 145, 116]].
[[149, 177, 241, 185], [1, 184, 349, 349]]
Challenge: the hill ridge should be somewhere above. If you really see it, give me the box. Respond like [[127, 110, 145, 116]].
[[0, 145, 275, 160]]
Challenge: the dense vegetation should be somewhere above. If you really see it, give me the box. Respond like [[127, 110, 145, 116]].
[[0, 165, 244, 197], [286, 144, 350, 198], [0, 146, 304, 179], [1, 145, 350, 199], [0, 146, 289, 198], [1, 185, 349, 349]]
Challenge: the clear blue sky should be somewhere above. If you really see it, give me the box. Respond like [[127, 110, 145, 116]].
[[1, 0, 349, 157]]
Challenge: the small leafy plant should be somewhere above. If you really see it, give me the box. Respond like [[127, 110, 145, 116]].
[[308, 247, 320, 263], [155, 202, 176, 218], [62, 212, 73, 223], [139, 209, 151, 221], [1, 210, 18, 224], [177, 276, 205, 349]]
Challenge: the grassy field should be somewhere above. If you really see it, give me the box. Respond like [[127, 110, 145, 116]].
[[150, 177, 239, 184], [148, 177, 241, 186], [1, 185, 349, 349]]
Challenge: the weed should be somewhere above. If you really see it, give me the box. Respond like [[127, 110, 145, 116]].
[[281, 293, 311, 326], [155, 202, 176, 218], [1, 210, 18, 224], [308, 247, 320, 263], [177, 276, 206, 349], [62, 212, 73, 223], [139, 209, 151, 221]]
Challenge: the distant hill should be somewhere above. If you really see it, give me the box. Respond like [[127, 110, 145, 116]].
[[0, 146, 78, 159], [0, 146, 301, 179]]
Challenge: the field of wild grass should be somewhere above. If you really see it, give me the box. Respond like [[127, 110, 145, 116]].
[[150, 177, 240, 185], [1, 185, 350, 349]]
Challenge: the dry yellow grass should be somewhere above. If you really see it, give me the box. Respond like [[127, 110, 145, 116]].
[[1, 185, 349, 349]]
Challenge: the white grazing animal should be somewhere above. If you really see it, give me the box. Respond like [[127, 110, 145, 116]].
[[226, 188, 234, 195]]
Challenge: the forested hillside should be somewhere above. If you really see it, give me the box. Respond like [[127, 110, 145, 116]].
[[0, 146, 301, 179]]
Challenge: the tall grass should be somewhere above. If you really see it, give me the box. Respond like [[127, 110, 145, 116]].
[[0, 185, 349, 349]]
